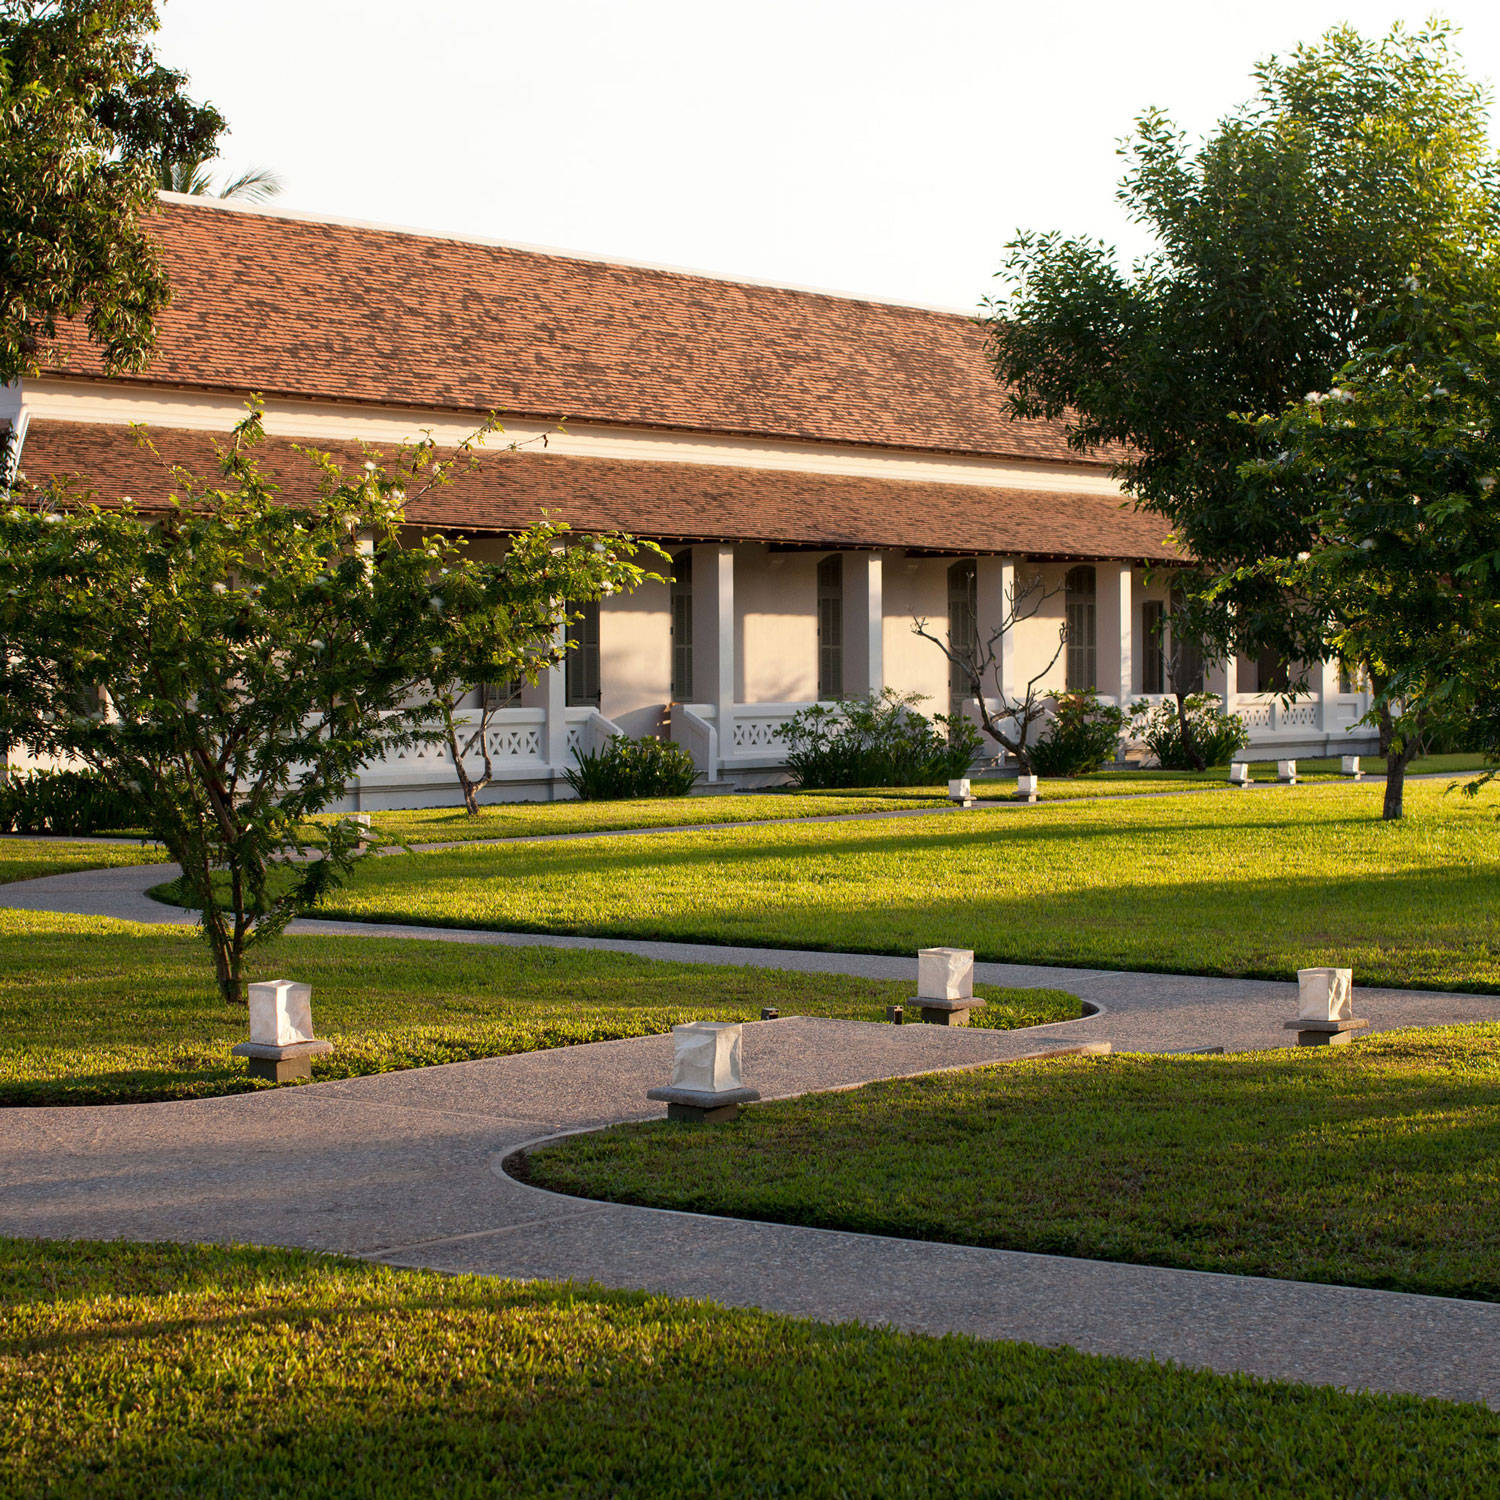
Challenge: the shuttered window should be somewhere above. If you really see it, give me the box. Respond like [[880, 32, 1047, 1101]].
[[1065, 566, 1097, 691], [670, 551, 693, 700], [947, 560, 977, 714], [566, 599, 601, 707], [1141, 599, 1166, 694]]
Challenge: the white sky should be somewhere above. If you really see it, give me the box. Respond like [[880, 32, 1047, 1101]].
[[154, 1, 1500, 312]]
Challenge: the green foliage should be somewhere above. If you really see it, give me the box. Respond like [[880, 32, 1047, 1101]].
[[0, 909, 1072, 1104], [1029, 690, 1127, 777], [0, 766, 143, 834], [987, 21, 1500, 661], [8, 1241, 1498, 1499], [1131, 694, 1250, 770], [422, 519, 665, 813], [529, 1024, 1500, 1302], [776, 689, 981, 789], [0, 0, 223, 384], [1244, 285, 1500, 811], [0, 413, 620, 1003], [562, 735, 699, 801]]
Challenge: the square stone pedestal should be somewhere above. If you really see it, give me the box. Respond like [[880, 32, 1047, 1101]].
[[646, 1085, 761, 1123], [1284, 1018, 1369, 1047], [908, 996, 988, 1026], [232, 1038, 335, 1082]]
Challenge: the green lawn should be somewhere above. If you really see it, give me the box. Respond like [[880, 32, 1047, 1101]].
[[3, 1240, 1495, 1498], [309, 779, 1500, 991], [0, 910, 1074, 1106], [0, 836, 164, 886], [525, 1024, 1500, 1302]]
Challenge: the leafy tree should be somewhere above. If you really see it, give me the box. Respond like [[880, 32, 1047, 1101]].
[[912, 569, 1066, 772], [1243, 287, 1500, 817], [0, 413, 644, 1003], [986, 21, 1500, 686], [414, 521, 665, 815], [0, 0, 223, 386]]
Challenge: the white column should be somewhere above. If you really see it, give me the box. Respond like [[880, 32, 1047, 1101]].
[[1097, 563, 1133, 704], [975, 556, 1017, 707], [1315, 656, 1341, 735], [841, 551, 883, 699], [1206, 652, 1238, 707], [543, 618, 568, 780], [692, 544, 735, 759]]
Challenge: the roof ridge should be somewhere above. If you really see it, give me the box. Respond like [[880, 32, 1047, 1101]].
[[154, 192, 980, 320]]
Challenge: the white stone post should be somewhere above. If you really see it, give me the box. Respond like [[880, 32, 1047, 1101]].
[[692, 544, 736, 774], [842, 551, 884, 699]]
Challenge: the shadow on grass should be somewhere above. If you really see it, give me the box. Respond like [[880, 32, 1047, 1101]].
[[5, 1241, 1499, 1495]]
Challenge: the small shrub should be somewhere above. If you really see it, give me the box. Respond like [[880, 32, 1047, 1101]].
[[777, 690, 982, 790], [563, 735, 699, 801], [1132, 694, 1250, 769], [1029, 691, 1128, 777], [0, 767, 145, 835]]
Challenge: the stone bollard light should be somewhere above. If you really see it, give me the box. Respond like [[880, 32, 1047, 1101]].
[[909, 947, 987, 1026], [1278, 759, 1298, 785], [948, 778, 975, 809], [1341, 755, 1363, 780], [1016, 773, 1039, 804], [1284, 966, 1369, 1046], [231, 980, 335, 1082], [647, 1022, 761, 1123], [1228, 763, 1251, 787]]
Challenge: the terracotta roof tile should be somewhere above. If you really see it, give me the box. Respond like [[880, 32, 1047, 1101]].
[[40, 198, 1096, 466], [18, 421, 1180, 564]]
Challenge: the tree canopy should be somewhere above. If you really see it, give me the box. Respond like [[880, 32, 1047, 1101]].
[[0, 414, 658, 1003], [1243, 287, 1500, 814], [0, 0, 222, 385], [985, 21, 1500, 657]]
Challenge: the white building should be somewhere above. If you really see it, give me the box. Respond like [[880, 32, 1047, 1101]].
[[4, 195, 1374, 804]]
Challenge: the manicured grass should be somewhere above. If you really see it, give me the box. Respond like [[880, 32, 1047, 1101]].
[[313, 779, 1500, 991], [525, 1024, 1500, 1302], [0, 910, 1074, 1106], [353, 788, 948, 845], [0, 836, 164, 886], [3, 1239, 1496, 1497]]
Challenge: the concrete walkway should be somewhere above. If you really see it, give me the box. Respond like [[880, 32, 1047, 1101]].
[[3, 862, 1500, 1408]]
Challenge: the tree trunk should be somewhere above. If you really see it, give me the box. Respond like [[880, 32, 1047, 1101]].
[[1375, 693, 1413, 822], [1382, 749, 1409, 821], [1173, 691, 1206, 771], [444, 714, 481, 816]]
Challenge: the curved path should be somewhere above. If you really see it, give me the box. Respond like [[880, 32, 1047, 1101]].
[[3, 862, 1500, 1409]]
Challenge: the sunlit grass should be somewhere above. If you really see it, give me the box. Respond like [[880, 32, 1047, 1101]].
[[526, 1023, 1500, 1301], [310, 780, 1500, 991], [0, 909, 1073, 1105], [0, 836, 165, 886], [4, 1239, 1494, 1497]]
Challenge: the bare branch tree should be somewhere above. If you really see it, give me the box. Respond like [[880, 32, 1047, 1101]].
[[913, 568, 1066, 773]]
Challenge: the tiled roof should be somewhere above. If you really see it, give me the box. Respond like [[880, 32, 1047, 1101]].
[[39, 197, 1098, 465], [18, 421, 1180, 563]]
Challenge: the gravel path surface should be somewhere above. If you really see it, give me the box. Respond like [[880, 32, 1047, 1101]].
[[3, 860, 1499, 1407]]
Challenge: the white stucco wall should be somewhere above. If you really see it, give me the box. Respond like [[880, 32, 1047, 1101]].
[[736, 545, 819, 703], [881, 558, 951, 713], [600, 578, 671, 737]]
